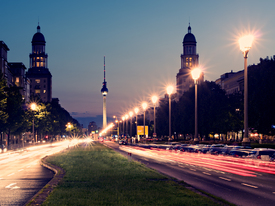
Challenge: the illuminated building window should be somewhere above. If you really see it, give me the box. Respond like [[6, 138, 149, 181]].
[[35, 89, 40, 94], [43, 90, 46, 93], [35, 79, 40, 83]]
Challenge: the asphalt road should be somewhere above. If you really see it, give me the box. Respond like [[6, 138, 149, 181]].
[[103, 141, 275, 206], [0, 140, 75, 206]]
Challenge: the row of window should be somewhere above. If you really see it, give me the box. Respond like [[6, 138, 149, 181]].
[[185, 57, 193, 67], [32, 45, 45, 54], [35, 89, 47, 94]]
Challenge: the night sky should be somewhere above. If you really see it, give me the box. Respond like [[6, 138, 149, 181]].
[[1, 0, 275, 127]]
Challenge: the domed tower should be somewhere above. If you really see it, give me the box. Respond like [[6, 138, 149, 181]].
[[26, 25, 52, 102], [101, 56, 108, 129], [176, 24, 203, 99]]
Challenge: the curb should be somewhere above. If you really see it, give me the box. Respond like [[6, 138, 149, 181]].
[[24, 156, 66, 206]]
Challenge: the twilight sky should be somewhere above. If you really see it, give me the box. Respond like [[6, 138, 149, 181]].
[[1, 0, 275, 126]]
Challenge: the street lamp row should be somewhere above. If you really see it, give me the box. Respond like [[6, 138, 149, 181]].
[[116, 32, 253, 144]]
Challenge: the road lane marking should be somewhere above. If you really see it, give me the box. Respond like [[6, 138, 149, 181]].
[[7, 173, 15, 176], [219, 177, 231, 181], [273, 192, 275, 194], [18, 169, 24, 172], [203, 172, 211, 176], [189, 168, 196, 171], [241, 183, 258, 188], [5, 183, 20, 190]]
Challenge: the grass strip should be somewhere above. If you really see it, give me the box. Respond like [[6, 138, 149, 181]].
[[42, 142, 226, 206]]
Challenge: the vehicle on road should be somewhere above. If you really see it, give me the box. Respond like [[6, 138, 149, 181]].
[[0, 144, 7, 153], [208, 144, 226, 155], [247, 148, 275, 161], [228, 149, 252, 158], [118, 140, 127, 145]]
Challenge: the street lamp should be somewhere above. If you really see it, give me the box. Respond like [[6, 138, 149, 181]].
[[129, 111, 133, 143], [134, 107, 139, 142], [122, 116, 125, 138], [66, 122, 72, 137], [30, 103, 37, 143], [191, 68, 201, 144], [151, 95, 158, 137], [125, 114, 129, 140], [166, 86, 173, 142], [142, 102, 148, 139], [239, 35, 254, 145], [113, 116, 118, 136]]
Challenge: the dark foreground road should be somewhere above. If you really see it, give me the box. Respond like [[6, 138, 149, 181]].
[[103, 141, 275, 206], [0, 141, 75, 206]]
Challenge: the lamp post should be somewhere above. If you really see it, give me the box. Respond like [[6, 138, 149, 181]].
[[142, 102, 148, 139], [134, 107, 139, 142], [30, 103, 37, 143], [239, 35, 254, 145], [122, 116, 125, 138], [113, 116, 118, 136], [129, 111, 133, 143], [191, 68, 201, 144], [66, 122, 72, 137], [151, 95, 158, 137], [125, 114, 129, 141], [166, 86, 173, 142]]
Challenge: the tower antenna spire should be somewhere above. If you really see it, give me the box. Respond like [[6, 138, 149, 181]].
[[104, 56, 106, 82]]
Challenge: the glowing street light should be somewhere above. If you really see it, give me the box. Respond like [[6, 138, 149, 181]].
[[239, 34, 254, 145], [122, 116, 125, 138], [129, 111, 133, 141], [142, 102, 148, 139], [113, 116, 118, 136], [125, 114, 129, 140], [134, 107, 139, 142], [66, 122, 72, 138], [151, 95, 158, 137], [30, 103, 37, 143], [191, 68, 201, 144], [166, 86, 173, 142]]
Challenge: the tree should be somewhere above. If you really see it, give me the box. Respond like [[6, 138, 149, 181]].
[[248, 56, 275, 135], [5, 86, 27, 146], [0, 72, 8, 133]]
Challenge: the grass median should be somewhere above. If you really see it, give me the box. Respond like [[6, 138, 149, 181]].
[[42, 142, 225, 206]]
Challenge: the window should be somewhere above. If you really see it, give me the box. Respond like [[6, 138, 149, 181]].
[[35, 79, 40, 83], [35, 89, 40, 94], [43, 90, 46, 93]]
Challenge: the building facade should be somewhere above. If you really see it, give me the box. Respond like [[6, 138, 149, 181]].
[[8, 62, 30, 102], [176, 24, 203, 100], [26, 25, 52, 102], [1, 41, 30, 101], [215, 70, 244, 95]]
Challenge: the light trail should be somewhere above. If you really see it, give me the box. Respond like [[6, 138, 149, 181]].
[[241, 183, 258, 188], [119, 145, 275, 177]]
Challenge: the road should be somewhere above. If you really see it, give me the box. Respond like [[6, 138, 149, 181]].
[[0, 140, 76, 206], [103, 141, 275, 206]]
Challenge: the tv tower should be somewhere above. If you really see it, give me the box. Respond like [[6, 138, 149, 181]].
[[101, 56, 108, 129]]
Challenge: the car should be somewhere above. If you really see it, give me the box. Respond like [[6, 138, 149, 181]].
[[198, 145, 211, 153], [221, 145, 251, 155], [118, 140, 127, 145], [228, 149, 252, 158], [208, 144, 226, 155], [0, 144, 7, 153], [179, 144, 191, 152], [247, 148, 275, 161]]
